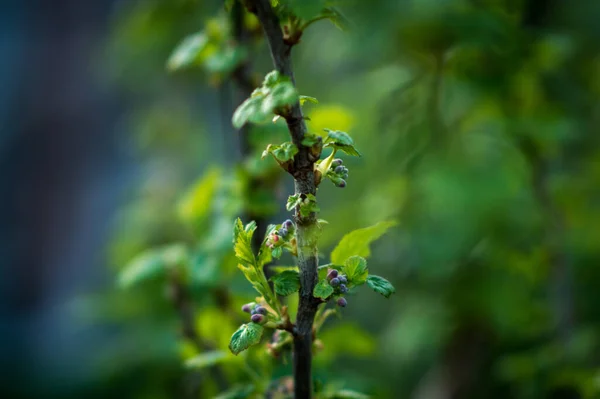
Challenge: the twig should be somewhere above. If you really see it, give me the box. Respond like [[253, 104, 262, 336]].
[[251, 1, 322, 397]]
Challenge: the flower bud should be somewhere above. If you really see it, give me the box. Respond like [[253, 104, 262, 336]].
[[339, 284, 348, 293], [256, 306, 268, 315], [337, 297, 347, 307], [326, 269, 339, 280], [251, 314, 264, 323], [330, 277, 340, 287], [242, 304, 252, 313], [337, 179, 346, 188], [332, 158, 343, 167], [283, 219, 294, 229], [338, 275, 347, 284]]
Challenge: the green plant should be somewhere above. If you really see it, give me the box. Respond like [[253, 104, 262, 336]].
[[226, 1, 396, 398]]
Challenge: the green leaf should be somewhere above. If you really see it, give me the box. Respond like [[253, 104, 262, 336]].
[[286, 194, 303, 211], [229, 323, 264, 355], [299, 194, 320, 217], [233, 218, 255, 266], [232, 96, 265, 129], [118, 244, 188, 288], [323, 129, 361, 157], [178, 168, 221, 224], [271, 270, 300, 296], [263, 70, 282, 87], [204, 45, 247, 74], [273, 142, 298, 162], [343, 256, 368, 286], [330, 221, 397, 265], [185, 350, 229, 369], [313, 279, 334, 299], [261, 81, 298, 113], [167, 32, 209, 71], [301, 132, 321, 146], [366, 275, 396, 298], [300, 95, 318, 105], [272, 246, 283, 259], [323, 7, 352, 32]]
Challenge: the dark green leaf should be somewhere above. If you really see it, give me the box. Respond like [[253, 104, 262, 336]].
[[271, 270, 301, 296], [229, 323, 264, 355], [366, 275, 396, 298], [313, 279, 334, 299]]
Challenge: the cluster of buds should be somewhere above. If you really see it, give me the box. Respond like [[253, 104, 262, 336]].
[[242, 302, 268, 324], [328, 158, 349, 188], [327, 269, 349, 307], [265, 219, 297, 254]]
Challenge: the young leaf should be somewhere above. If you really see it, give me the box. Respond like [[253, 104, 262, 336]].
[[300, 95, 318, 105], [232, 96, 265, 129], [167, 32, 209, 71], [261, 81, 298, 113], [301, 133, 321, 146], [272, 246, 283, 259], [366, 275, 396, 298], [286, 194, 303, 211], [343, 256, 368, 286], [185, 350, 229, 369], [299, 194, 320, 217], [330, 221, 397, 265], [270, 270, 301, 296], [313, 279, 334, 299], [262, 142, 298, 163], [229, 323, 264, 355], [323, 129, 361, 157]]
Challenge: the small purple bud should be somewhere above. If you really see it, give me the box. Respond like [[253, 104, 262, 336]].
[[326, 269, 339, 280], [251, 314, 264, 323], [251, 309, 257, 315], [279, 228, 288, 237], [332, 159, 343, 167], [337, 297, 347, 307], [339, 284, 348, 293], [256, 306, 268, 315], [338, 275, 347, 284], [334, 165, 344, 174], [330, 277, 340, 287], [242, 304, 252, 313], [283, 219, 293, 229], [337, 179, 346, 188]]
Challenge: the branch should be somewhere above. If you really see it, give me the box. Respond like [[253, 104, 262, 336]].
[[251, 1, 321, 397]]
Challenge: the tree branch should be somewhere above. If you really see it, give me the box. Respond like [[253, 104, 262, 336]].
[[251, 1, 321, 397]]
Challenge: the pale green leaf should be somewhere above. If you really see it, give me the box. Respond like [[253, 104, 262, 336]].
[[300, 95, 318, 105], [286, 194, 303, 211], [270, 270, 300, 296], [185, 350, 229, 369], [343, 256, 368, 286], [323, 129, 361, 157], [167, 32, 209, 71], [366, 275, 396, 298], [178, 168, 221, 224], [229, 323, 264, 355], [330, 221, 397, 265], [313, 279, 334, 299]]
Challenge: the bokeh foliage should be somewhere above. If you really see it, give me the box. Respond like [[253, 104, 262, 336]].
[[79, 0, 600, 397]]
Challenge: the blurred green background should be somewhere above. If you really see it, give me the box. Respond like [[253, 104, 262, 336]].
[[3, 0, 600, 398]]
